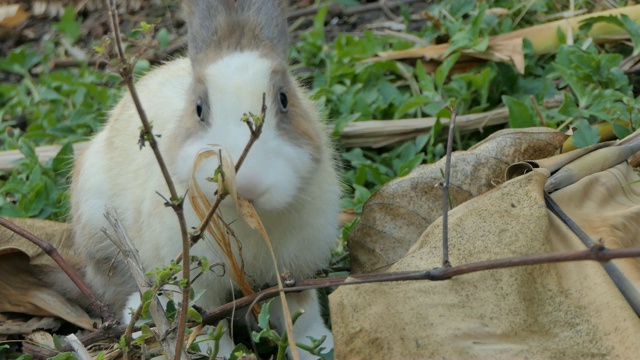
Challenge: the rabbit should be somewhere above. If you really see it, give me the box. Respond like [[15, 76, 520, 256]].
[[68, 0, 340, 358]]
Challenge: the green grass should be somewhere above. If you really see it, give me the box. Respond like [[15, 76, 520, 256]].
[[1, 0, 639, 231], [1, 0, 638, 231]]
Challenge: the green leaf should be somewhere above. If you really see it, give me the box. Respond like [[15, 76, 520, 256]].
[[50, 352, 76, 360], [156, 27, 171, 49], [557, 93, 580, 118], [580, 15, 640, 56], [229, 343, 254, 360], [134, 59, 151, 75], [188, 307, 203, 322], [394, 95, 431, 119], [612, 121, 632, 140], [415, 61, 435, 93], [52, 142, 74, 173], [53, 7, 81, 44], [258, 299, 273, 329], [503, 95, 537, 128], [572, 119, 600, 148], [435, 53, 461, 92]]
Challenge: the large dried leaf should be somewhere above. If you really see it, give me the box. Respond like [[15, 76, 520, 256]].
[[331, 165, 640, 359], [349, 127, 567, 274], [373, 5, 640, 74], [0, 218, 95, 330], [0, 4, 27, 28]]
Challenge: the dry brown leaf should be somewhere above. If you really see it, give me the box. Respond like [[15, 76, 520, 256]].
[[545, 137, 640, 192], [0, 4, 27, 28], [373, 35, 524, 73], [0, 252, 95, 330], [0, 218, 95, 330], [331, 165, 640, 359], [190, 148, 256, 301], [372, 5, 640, 74], [0, 316, 62, 335], [505, 140, 615, 180], [348, 128, 567, 274], [25, 330, 55, 348], [234, 198, 299, 360]]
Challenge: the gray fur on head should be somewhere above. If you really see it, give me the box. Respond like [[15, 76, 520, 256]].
[[184, 0, 290, 60]]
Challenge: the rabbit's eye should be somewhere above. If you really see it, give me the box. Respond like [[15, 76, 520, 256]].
[[196, 100, 204, 121], [278, 92, 288, 112]]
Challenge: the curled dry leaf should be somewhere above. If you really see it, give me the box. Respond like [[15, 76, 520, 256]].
[[234, 197, 299, 359], [0, 218, 95, 330], [190, 147, 256, 300], [349, 127, 567, 274], [0, 4, 28, 28], [372, 5, 640, 75], [506, 141, 615, 180], [545, 137, 640, 192]]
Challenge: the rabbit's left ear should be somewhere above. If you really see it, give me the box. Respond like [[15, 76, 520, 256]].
[[237, 0, 290, 59], [184, 0, 235, 59]]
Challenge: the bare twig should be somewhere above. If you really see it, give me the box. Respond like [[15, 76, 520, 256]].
[[103, 1, 191, 358], [102, 208, 187, 360], [187, 94, 267, 250], [544, 192, 640, 316], [0, 217, 113, 323], [202, 244, 640, 325], [530, 95, 547, 126], [441, 108, 457, 268], [67, 334, 91, 360]]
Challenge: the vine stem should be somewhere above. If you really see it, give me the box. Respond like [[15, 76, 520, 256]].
[[205, 244, 640, 325], [441, 107, 457, 268], [104, 1, 190, 358]]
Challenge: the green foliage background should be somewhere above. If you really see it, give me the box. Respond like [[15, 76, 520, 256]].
[[0, 0, 639, 232]]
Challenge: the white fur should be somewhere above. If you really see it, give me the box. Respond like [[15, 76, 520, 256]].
[[71, 51, 339, 359]]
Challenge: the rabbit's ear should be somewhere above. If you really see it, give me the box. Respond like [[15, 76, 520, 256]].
[[236, 0, 289, 59], [184, 0, 235, 59]]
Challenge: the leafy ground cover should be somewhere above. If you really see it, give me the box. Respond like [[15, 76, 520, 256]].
[[0, 0, 639, 358], [1, 0, 639, 226]]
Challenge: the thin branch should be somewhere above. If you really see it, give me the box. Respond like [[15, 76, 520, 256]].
[[529, 95, 547, 126], [103, 1, 191, 358], [201, 244, 640, 325], [186, 94, 267, 251], [67, 334, 91, 360], [0, 217, 113, 323], [544, 192, 640, 316], [102, 208, 187, 360], [21, 240, 640, 356], [441, 107, 457, 268]]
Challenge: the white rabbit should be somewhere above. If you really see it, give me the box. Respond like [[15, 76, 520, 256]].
[[69, 0, 340, 358]]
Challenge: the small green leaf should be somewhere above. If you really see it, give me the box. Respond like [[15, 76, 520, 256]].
[[51, 142, 74, 173], [134, 59, 151, 75], [612, 121, 632, 139], [572, 119, 600, 148], [50, 352, 76, 360], [156, 28, 171, 49], [53, 7, 81, 44], [394, 95, 431, 119], [229, 343, 255, 360], [188, 307, 203, 322], [435, 53, 461, 92], [503, 95, 537, 128], [258, 299, 273, 329]]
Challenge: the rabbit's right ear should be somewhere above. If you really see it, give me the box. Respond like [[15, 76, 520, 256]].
[[183, 0, 235, 60]]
